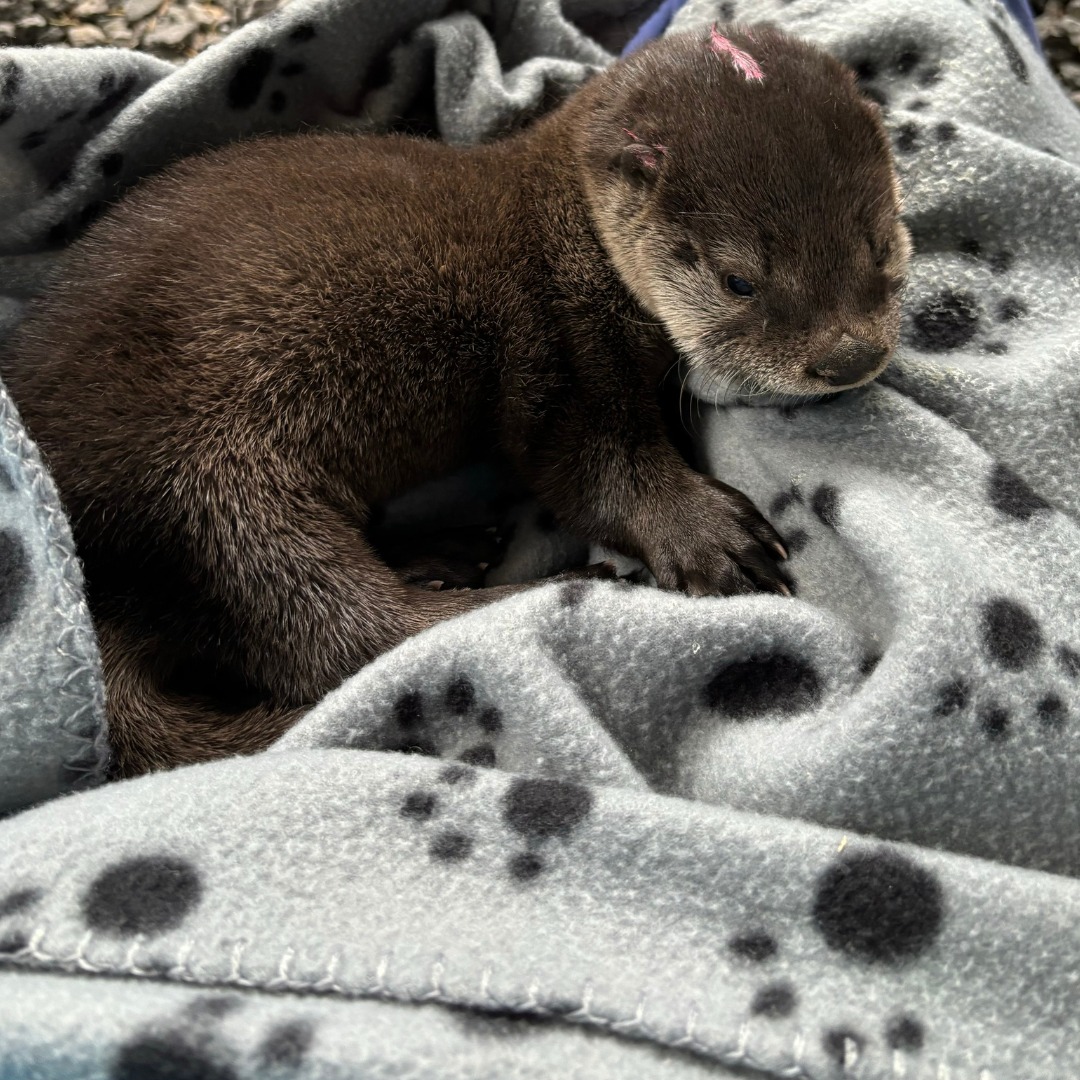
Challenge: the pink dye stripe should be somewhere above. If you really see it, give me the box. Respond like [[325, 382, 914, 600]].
[[709, 25, 764, 81], [622, 128, 668, 169]]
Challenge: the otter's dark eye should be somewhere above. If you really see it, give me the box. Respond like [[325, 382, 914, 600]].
[[726, 275, 755, 297]]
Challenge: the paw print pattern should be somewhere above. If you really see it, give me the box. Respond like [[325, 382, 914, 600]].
[[227, 48, 275, 110], [887, 1015, 925, 1051], [0, 530, 32, 642], [892, 117, 959, 155], [988, 462, 1050, 521], [86, 71, 139, 124], [763, 479, 846, 561], [761, 481, 864, 603], [396, 771, 594, 885], [82, 855, 203, 937], [502, 776, 594, 881], [955, 238, 1015, 277], [0, 887, 41, 919], [1057, 646, 1080, 679], [929, 597, 1069, 741], [823, 1028, 865, 1069], [0, 885, 42, 955], [703, 653, 822, 719], [37, 67, 152, 243], [0, 855, 204, 961], [0, 56, 21, 126], [929, 679, 1068, 742], [720, 845, 938, 1060], [984, 16, 1028, 83], [904, 287, 1029, 356], [113, 998, 315, 1079], [446, 675, 503, 765], [226, 22, 316, 115], [751, 982, 796, 1018], [766, 486, 810, 560], [390, 689, 436, 756], [982, 597, 1041, 672], [814, 847, 944, 962], [728, 929, 777, 962], [933, 679, 969, 717], [112, 1033, 239, 1080], [384, 676, 504, 765], [258, 1020, 315, 1068], [851, 42, 943, 113]]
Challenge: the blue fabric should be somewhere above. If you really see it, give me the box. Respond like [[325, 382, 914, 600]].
[[1004, 0, 1043, 51], [623, 0, 1042, 56], [621, 0, 688, 56]]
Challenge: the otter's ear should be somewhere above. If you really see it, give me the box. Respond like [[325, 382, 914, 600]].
[[613, 128, 668, 187]]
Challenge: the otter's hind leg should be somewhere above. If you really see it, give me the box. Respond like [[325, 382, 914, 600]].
[[182, 473, 545, 704]]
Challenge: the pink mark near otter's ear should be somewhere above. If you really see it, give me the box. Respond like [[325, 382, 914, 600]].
[[708, 25, 764, 80], [622, 128, 669, 171]]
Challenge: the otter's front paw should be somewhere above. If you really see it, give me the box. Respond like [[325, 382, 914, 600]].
[[643, 477, 789, 598]]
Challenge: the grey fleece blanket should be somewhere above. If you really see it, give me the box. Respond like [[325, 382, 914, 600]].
[[2, 0, 1080, 1076]]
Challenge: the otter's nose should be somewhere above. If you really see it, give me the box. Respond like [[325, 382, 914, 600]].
[[809, 338, 887, 387]]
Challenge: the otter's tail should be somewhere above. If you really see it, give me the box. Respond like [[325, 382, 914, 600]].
[[96, 617, 309, 778]]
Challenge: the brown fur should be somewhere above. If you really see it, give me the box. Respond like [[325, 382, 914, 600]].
[[2, 26, 909, 776]]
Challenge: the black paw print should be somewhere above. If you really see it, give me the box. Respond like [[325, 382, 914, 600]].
[[723, 845, 938, 1066], [703, 651, 822, 719], [385, 676, 504, 764], [0, 55, 21, 126], [765, 479, 847, 559], [850, 41, 943, 113], [891, 115, 963, 155], [397, 771, 594, 885], [84, 71, 139, 124], [1, 853, 206, 963], [929, 597, 1070, 741], [0, 885, 42, 956], [904, 286, 1029, 355], [113, 1000, 314, 1079], [226, 21, 317, 115], [0, 530, 31, 640], [984, 13, 1029, 84]]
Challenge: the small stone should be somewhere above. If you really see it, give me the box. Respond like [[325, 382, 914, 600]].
[[101, 18, 134, 43], [123, 0, 161, 21], [0, 22, 17, 40], [191, 3, 225, 28], [142, 12, 197, 47], [16, 14, 48, 31], [67, 23, 108, 45], [71, 0, 109, 16]]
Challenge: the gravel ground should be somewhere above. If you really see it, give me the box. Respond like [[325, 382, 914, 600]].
[[1033, 0, 1080, 104], [0, 0, 285, 57], [0, 0, 1077, 105]]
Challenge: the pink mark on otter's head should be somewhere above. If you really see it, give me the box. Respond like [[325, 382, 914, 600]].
[[622, 128, 669, 170], [708, 25, 764, 80]]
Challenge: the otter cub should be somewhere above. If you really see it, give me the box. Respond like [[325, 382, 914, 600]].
[[5, 25, 910, 776]]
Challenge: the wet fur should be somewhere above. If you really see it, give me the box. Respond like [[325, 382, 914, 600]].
[[3, 26, 908, 776]]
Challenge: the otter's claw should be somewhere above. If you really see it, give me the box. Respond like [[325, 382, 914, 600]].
[[640, 474, 791, 599]]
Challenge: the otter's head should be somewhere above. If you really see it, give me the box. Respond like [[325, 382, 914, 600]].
[[577, 24, 910, 402]]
